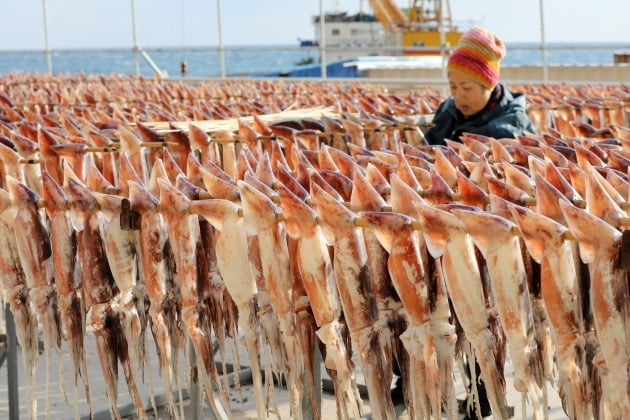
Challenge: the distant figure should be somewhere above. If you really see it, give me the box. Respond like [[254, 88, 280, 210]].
[[425, 26, 536, 146], [180, 60, 188, 75]]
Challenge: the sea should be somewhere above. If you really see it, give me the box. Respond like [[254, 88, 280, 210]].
[[0, 43, 629, 79]]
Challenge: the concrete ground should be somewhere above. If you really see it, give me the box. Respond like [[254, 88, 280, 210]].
[[0, 312, 568, 420]]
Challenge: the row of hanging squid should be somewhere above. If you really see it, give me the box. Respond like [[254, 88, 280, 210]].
[[0, 74, 628, 420]]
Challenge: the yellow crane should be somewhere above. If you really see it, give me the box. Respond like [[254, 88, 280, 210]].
[[366, 0, 463, 53]]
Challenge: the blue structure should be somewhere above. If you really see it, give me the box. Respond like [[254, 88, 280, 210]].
[[260, 59, 360, 78]]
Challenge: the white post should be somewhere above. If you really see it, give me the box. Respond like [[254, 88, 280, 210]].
[[181, 0, 186, 48], [439, 0, 447, 89], [319, 0, 327, 78], [41, 0, 52, 73], [216, 0, 226, 78], [130, 0, 140, 75], [539, 0, 548, 81]]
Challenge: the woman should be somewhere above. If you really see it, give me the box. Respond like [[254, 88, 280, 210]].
[[424, 27, 528, 419], [425, 26, 536, 146]]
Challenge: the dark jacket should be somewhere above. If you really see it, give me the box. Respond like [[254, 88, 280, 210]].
[[424, 84, 537, 146]]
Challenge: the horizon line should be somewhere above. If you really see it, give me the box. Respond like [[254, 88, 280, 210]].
[[1, 41, 630, 55]]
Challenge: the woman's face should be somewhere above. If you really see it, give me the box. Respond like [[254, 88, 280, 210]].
[[448, 71, 493, 117]]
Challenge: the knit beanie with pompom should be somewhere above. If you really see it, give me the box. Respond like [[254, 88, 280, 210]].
[[447, 27, 506, 89]]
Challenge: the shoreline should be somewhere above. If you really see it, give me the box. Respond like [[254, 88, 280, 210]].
[[362, 63, 630, 83]]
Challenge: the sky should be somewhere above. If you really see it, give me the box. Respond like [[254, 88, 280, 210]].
[[1, 0, 629, 51]]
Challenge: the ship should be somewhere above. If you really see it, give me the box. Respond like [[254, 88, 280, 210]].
[[301, 0, 464, 62]]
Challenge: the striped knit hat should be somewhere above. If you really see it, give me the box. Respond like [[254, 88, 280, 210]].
[[447, 27, 506, 89]]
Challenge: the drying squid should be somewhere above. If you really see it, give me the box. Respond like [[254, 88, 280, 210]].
[[7, 176, 62, 418], [158, 178, 231, 420], [91, 190, 149, 418], [238, 179, 305, 419], [359, 210, 444, 419], [65, 176, 131, 420], [510, 204, 590, 420], [0, 187, 39, 418], [128, 180, 181, 419], [453, 208, 545, 420], [279, 183, 363, 419], [415, 203, 509, 420], [311, 181, 395, 420], [560, 200, 630, 419], [351, 166, 405, 400], [42, 171, 92, 419], [389, 174, 459, 419]]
